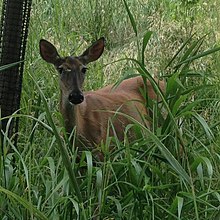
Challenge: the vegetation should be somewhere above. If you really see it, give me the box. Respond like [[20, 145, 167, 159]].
[[0, 0, 220, 219]]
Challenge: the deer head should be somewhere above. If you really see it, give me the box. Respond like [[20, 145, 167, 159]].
[[39, 37, 105, 105]]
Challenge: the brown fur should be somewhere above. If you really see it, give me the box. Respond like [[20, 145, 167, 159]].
[[60, 76, 164, 146]]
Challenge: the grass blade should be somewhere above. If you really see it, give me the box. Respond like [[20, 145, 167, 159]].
[[31, 75, 87, 219], [122, 0, 137, 36], [0, 186, 47, 220], [175, 46, 220, 68], [142, 31, 153, 66]]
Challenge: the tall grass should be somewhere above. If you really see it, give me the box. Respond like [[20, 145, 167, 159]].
[[0, 0, 220, 219]]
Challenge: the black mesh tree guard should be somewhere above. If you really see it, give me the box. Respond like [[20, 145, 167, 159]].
[[0, 0, 32, 141]]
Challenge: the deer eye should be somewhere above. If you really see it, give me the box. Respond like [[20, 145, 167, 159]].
[[57, 66, 63, 74], [65, 68, 71, 72], [81, 67, 87, 74], [58, 65, 71, 74]]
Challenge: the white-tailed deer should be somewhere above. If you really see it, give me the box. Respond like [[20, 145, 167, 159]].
[[39, 37, 164, 157]]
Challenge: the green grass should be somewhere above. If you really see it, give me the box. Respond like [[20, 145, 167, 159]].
[[0, 0, 220, 219]]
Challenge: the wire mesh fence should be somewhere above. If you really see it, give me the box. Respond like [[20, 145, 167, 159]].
[[0, 0, 32, 142]]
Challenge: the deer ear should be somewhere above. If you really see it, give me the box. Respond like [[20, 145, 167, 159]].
[[80, 37, 105, 64], [39, 39, 61, 65]]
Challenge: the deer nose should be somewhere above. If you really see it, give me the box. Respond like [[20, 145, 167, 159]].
[[68, 91, 84, 105]]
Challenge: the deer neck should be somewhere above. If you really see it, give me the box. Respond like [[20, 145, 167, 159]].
[[60, 91, 78, 134]]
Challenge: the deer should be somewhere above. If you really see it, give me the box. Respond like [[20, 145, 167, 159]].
[[39, 37, 164, 159]]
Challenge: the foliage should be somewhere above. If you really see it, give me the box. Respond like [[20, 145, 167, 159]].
[[0, 0, 220, 219]]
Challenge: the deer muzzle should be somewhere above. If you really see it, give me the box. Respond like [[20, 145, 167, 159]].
[[68, 91, 84, 105]]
